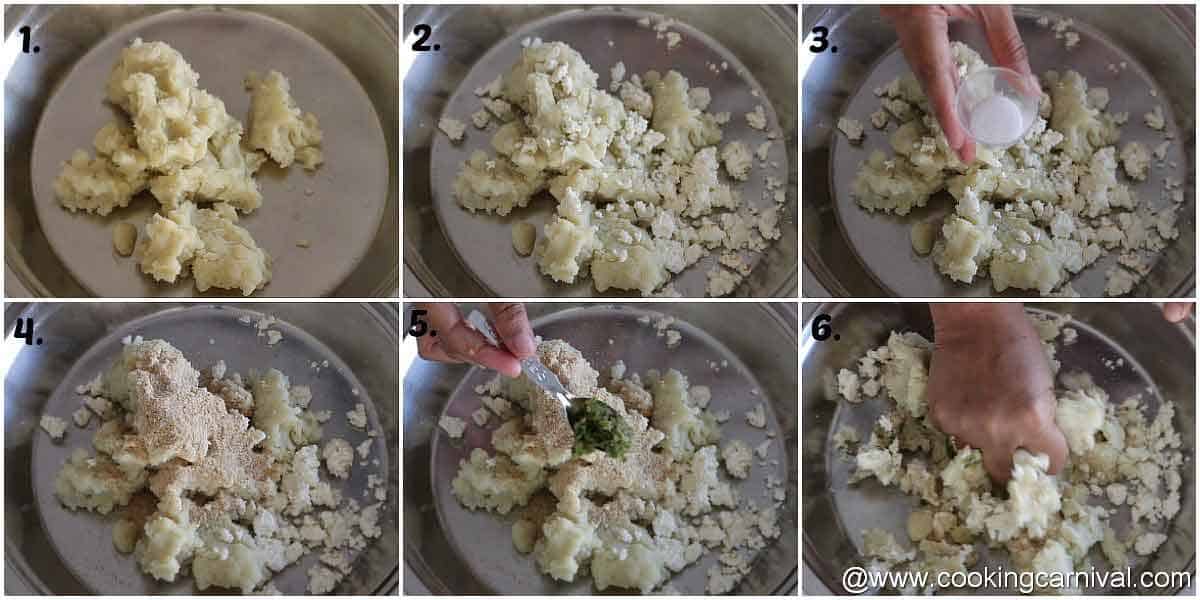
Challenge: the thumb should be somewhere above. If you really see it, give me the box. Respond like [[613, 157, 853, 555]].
[[982, 446, 1014, 483]]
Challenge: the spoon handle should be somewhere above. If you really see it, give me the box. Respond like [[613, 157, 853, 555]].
[[465, 310, 571, 399]]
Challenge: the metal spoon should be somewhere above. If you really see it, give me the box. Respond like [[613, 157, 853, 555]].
[[465, 310, 618, 425]]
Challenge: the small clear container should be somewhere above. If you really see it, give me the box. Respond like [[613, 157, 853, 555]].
[[955, 66, 1040, 149]]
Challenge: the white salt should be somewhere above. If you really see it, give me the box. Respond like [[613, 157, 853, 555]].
[[969, 94, 1024, 145]]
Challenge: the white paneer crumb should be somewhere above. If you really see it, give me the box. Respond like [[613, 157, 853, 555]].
[[470, 109, 490, 129], [720, 141, 752, 181], [689, 385, 712, 409], [745, 105, 767, 130], [609, 360, 627, 380], [439, 415, 467, 439], [470, 407, 491, 427], [870, 109, 889, 129], [754, 439, 771, 459], [837, 117, 865, 143], [322, 438, 354, 479], [1106, 483, 1128, 505], [72, 407, 92, 428], [745, 403, 767, 428], [1153, 140, 1171, 160], [1119, 142, 1150, 181], [755, 141, 772, 162], [83, 395, 111, 418], [291, 385, 312, 409], [722, 440, 753, 478], [438, 116, 467, 142], [40, 415, 67, 440], [665, 31, 682, 49], [346, 403, 368, 429], [609, 61, 626, 88], [665, 330, 682, 348], [356, 439, 373, 460], [480, 395, 511, 417], [265, 330, 283, 346], [1134, 532, 1167, 556], [837, 368, 862, 404], [1144, 106, 1165, 130]]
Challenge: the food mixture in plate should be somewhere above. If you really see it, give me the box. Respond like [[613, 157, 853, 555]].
[[832, 313, 1183, 593], [444, 339, 786, 593], [445, 35, 786, 297], [843, 42, 1182, 296], [54, 39, 323, 295], [45, 336, 385, 594]]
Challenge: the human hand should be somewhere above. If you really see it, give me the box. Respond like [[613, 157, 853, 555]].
[[880, 5, 1034, 163], [926, 303, 1067, 482], [1163, 303, 1194, 323], [414, 303, 536, 377]]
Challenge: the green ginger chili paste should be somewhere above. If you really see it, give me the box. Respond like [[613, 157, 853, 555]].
[[568, 398, 633, 459]]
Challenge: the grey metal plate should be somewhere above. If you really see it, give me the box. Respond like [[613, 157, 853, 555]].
[[802, 5, 1196, 298], [403, 302, 798, 594], [9, 6, 399, 297], [9, 303, 399, 594], [403, 5, 799, 298], [800, 302, 1196, 594]]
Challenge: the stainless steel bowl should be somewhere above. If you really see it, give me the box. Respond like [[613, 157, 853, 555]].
[[403, 302, 798, 594], [3, 302, 399, 594], [4, 5, 399, 297], [802, 5, 1196, 297], [403, 5, 798, 298], [800, 302, 1195, 594]]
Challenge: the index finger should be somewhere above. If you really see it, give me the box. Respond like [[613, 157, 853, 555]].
[[487, 303, 536, 359]]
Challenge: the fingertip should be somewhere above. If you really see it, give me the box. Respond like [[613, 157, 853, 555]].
[[957, 140, 976, 164], [473, 347, 522, 378], [510, 334, 537, 359], [1164, 303, 1189, 323]]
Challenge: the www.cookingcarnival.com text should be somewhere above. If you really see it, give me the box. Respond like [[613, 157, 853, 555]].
[[841, 565, 1192, 594]]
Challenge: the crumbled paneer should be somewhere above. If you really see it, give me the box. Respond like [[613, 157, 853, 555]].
[[449, 338, 783, 593], [833, 317, 1184, 592], [438, 117, 467, 142], [471, 109, 490, 129], [1144, 106, 1165, 130], [40, 415, 67, 440], [72, 407, 92, 427], [452, 40, 786, 297], [848, 42, 1184, 297], [836, 368, 861, 404], [1134, 532, 1167, 556], [722, 440, 753, 478], [745, 404, 766, 428], [53, 338, 385, 594], [1119, 142, 1150, 181], [720, 141, 752, 181], [439, 416, 467, 439], [837, 117, 865, 143], [470, 407, 491, 427], [346, 403, 368, 429], [356, 439, 373, 460], [870, 109, 890, 129], [746, 105, 767, 130], [322, 438, 354, 479]]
